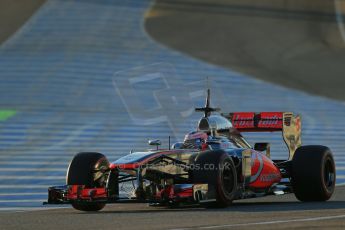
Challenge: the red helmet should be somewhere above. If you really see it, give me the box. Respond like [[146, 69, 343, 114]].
[[184, 131, 208, 142], [183, 131, 208, 149]]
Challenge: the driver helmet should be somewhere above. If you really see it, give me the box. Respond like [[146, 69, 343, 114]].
[[183, 131, 208, 149]]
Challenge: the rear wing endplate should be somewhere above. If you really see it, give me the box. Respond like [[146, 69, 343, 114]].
[[223, 112, 301, 160]]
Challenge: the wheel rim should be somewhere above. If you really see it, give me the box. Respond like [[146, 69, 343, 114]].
[[324, 157, 335, 190], [93, 157, 109, 187]]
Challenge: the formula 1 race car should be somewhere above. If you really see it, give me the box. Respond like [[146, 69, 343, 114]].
[[44, 89, 336, 211]]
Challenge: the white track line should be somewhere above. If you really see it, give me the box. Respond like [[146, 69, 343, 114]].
[[336, 182, 345, 186], [0, 192, 46, 196], [336, 166, 345, 170], [0, 161, 68, 165], [39, 123, 97, 151], [0, 207, 68, 212], [0, 168, 65, 172], [336, 175, 345, 179], [171, 214, 345, 230], [0, 176, 64, 180], [0, 156, 73, 159], [0, 185, 51, 189], [0, 199, 45, 203]]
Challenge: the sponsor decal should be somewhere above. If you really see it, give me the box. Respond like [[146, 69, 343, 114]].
[[232, 113, 254, 128], [284, 117, 291, 126], [259, 173, 280, 182], [259, 116, 281, 126], [231, 112, 283, 129]]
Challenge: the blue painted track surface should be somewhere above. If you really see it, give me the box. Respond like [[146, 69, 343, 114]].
[[0, 0, 345, 210]]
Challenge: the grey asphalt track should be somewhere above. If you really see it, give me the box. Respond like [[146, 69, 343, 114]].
[[0, 186, 344, 230]]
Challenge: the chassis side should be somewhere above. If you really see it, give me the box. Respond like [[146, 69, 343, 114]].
[[45, 149, 292, 206]]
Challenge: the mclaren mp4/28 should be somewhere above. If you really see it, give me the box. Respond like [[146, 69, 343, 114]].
[[45, 90, 336, 211]]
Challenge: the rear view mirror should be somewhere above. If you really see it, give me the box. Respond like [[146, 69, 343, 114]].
[[148, 139, 161, 150]]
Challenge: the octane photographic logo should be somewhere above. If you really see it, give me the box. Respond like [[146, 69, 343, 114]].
[[112, 63, 226, 141], [115, 162, 231, 171]]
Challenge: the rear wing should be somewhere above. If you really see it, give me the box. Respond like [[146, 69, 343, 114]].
[[223, 112, 301, 160]]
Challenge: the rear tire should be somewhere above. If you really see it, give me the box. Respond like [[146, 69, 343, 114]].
[[191, 150, 237, 208], [66, 152, 109, 211], [291, 145, 336, 201]]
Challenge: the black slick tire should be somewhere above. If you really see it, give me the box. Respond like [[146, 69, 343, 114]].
[[291, 145, 336, 201], [66, 152, 109, 211], [191, 150, 237, 208]]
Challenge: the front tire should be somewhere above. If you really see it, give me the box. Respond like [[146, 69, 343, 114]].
[[291, 145, 336, 201], [191, 150, 237, 208], [66, 152, 109, 211]]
